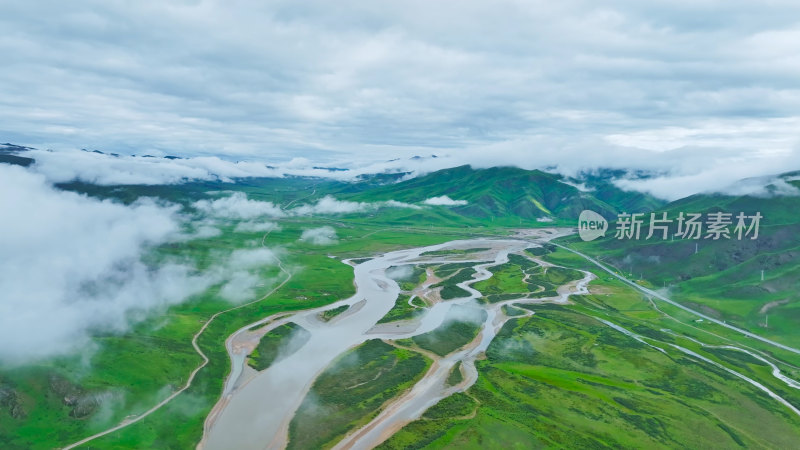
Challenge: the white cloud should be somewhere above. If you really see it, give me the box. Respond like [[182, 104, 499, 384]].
[[292, 195, 368, 215], [219, 272, 262, 303], [383, 200, 422, 210], [719, 177, 800, 198], [423, 195, 468, 206], [24, 148, 379, 185], [194, 192, 285, 219], [299, 226, 338, 245], [291, 195, 422, 215], [0, 165, 212, 363], [385, 265, 413, 281], [0, 164, 285, 363], [614, 158, 800, 201], [212, 248, 281, 304], [226, 247, 279, 269]]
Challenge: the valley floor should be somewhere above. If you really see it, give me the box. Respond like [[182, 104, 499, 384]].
[[5, 225, 800, 449]]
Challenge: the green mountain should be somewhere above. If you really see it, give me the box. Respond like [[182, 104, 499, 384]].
[[564, 173, 800, 346], [43, 163, 665, 228], [349, 165, 664, 223], [568, 169, 664, 213]]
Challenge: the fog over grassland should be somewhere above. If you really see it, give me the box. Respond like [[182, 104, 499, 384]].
[[0, 161, 433, 364], [0, 164, 283, 364]]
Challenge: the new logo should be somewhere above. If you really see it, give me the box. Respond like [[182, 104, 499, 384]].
[[578, 210, 607, 241]]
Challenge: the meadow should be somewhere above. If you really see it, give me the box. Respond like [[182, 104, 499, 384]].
[[2, 172, 799, 449]]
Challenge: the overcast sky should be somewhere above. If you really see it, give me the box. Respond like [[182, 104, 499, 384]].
[[2, 1, 800, 363], [2, 0, 800, 187]]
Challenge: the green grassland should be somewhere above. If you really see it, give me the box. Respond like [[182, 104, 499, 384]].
[[393, 265, 427, 292], [446, 362, 464, 387], [472, 253, 583, 303], [421, 393, 477, 420], [319, 305, 350, 322], [248, 323, 311, 371], [473, 261, 530, 299], [287, 339, 431, 449], [431, 262, 477, 279], [381, 306, 800, 449], [378, 294, 427, 324], [501, 304, 526, 316], [379, 243, 800, 449], [404, 305, 488, 357], [348, 165, 663, 224], [432, 267, 478, 300]]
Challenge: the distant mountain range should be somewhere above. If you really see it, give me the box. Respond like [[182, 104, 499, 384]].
[[347, 164, 664, 221], [0, 143, 35, 167]]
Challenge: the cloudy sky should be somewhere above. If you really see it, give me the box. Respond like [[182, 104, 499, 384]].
[[1, 1, 800, 363], [2, 0, 800, 193]]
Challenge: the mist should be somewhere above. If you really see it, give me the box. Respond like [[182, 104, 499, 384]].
[[0, 165, 281, 364], [385, 265, 414, 281], [423, 196, 468, 206], [300, 227, 338, 245]]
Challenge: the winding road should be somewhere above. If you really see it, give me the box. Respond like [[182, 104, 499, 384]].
[[553, 243, 800, 356]]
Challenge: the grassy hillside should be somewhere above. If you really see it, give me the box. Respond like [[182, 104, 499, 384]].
[[48, 163, 665, 229], [351, 165, 664, 223], [561, 175, 800, 347], [380, 248, 800, 449]]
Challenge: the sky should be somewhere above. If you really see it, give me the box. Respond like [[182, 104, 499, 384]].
[[2, 0, 800, 194], [1, 1, 800, 362]]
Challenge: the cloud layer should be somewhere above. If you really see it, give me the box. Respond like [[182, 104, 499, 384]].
[[0, 164, 279, 363], [300, 226, 338, 245], [194, 192, 285, 219], [0, 165, 198, 361], [292, 196, 370, 215], [423, 195, 468, 206], [2, 1, 800, 198]]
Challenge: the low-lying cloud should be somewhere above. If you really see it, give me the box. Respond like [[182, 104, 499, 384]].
[[291, 195, 420, 216], [181, 224, 223, 240], [192, 191, 421, 222], [292, 196, 369, 215], [14, 145, 800, 202], [423, 195, 468, 206], [0, 165, 201, 362], [614, 161, 800, 201], [385, 265, 414, 281], [216, 248, 279, 303], [22, 148, 454, 186], [194, 192, 285, 219], [0, 164, 280, 364], [384, 200, 421, 210], [300, 226, 338, 245], [445, 301, 487, 326]]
